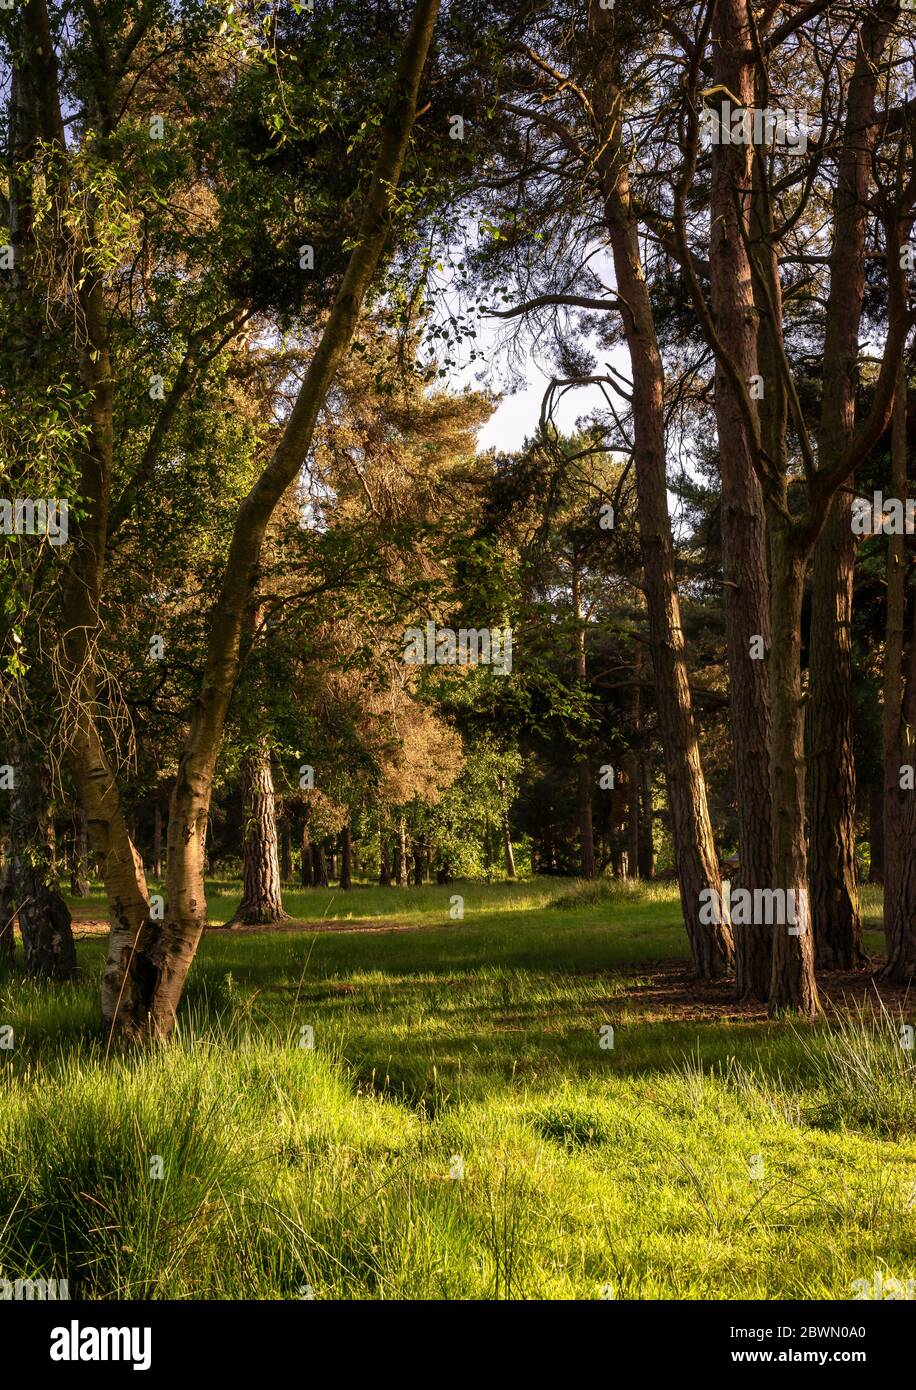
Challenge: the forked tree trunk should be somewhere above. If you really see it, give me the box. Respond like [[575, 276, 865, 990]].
[[708, 0, 774, 1000], [92, 0, 440, 1038], [589, 31, 731, 975], [229, 744, 288, 926]]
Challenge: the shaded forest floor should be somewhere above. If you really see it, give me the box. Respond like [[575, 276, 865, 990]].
[[68, 876, 905, 1022], [2, 877, 914, 1299]]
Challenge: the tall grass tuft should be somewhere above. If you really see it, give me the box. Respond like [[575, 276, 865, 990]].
[[797, 998, 916, 1138]]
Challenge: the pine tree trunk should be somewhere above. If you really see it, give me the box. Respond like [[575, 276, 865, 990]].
[[591, 56, 730, 974], [805, 0, 888, 972], [881, 372, 916, 981], [767, 528, 820, 1016], [708, 0, 773, 999], [807, 497, 864, 967], [229, 745, 289, 926], [341, 823, 353, 890]]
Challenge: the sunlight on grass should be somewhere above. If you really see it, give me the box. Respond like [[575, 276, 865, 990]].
[[2, 878, 912, 1299]]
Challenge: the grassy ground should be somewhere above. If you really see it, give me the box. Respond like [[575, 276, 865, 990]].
[[1, 877, 913, 1300]]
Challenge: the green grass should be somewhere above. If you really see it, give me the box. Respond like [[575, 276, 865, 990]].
[[1, 877, 913, 1300]]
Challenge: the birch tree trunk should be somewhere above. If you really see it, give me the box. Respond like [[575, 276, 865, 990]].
[[96, 0, 441, 1037]]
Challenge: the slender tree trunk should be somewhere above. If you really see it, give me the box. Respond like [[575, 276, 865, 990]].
[[571, 565, 596, 879], [229, 744, 289, 926], [637, 748, 654, 879], [397, 816, 409, 887], [300, 823, 312, 887], [576, 760, 595, 880], [497, 773, 516, 879], [341, 822, 353, 890], [590, 34, 730, 975], [280, 817, 292, 883], [881, 369, 916, 980], [869, 779, 884, 883], [767, 527, 819, 1016], [151, 803, 163, 881], [622, 754, 639, 880], [70, 804, 90, 896], [412, 842, 423, 886], [708, 0, 773, 999], [380, 834, 392, 887], [8, 741, 77, 979], [0, 845, 17, 963]]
